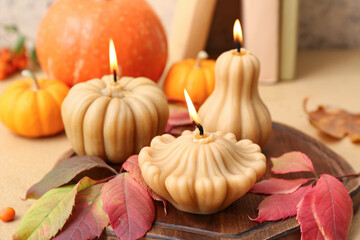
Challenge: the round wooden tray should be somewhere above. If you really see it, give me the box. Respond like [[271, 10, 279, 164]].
[[101, 122, 360, 240]]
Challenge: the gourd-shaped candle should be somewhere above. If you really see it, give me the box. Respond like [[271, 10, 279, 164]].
[[139, 90, 266, 214], [61, 40, 169, 164], [198, 19, 271, 146]]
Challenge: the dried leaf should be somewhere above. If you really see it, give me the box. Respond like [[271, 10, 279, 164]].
[[297, 174, 353, 240], [250, 178, 312, 195], [304, 98, 360, 142], [271, 151, 315, 174], [13, 177, 97, 240], [251, 184, 312, 223], [53, 183, 108, 240], [165, 104, 193, 136], [25, 155, 117, 200], [101, 173, 155, 240], [123, 155, 167, 213]]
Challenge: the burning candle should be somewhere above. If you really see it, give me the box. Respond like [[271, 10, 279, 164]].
[[184, 89, 204, 136], [198, 19, 272, 146], [234, 19, 242, 53], [61, 39, 169, 163], [138, 90, 266, 214], [109, 39, 119, 82]]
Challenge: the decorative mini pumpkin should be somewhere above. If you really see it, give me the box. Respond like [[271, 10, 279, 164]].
[[198, 49, 272, 146], [36, 0, 167, 86], [139, 129, 266, 214], [61, 75, 169, 164], [0, 70, 69, 137], [163, 51, 215, 107]]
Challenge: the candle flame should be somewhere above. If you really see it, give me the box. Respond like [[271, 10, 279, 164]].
[[109, 39, 119, 74], [233, 19, 243, 45], [184, 89, 201, 124]]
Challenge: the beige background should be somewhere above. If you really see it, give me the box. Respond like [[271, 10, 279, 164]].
[[0, 0, 178, 49], [1, 0, 360, 49], [299, 0, 360, 49]]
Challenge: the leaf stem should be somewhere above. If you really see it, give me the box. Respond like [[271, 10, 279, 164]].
[[336, 173, 360, 180], [313, 170, 319, 179], [98, 175, 116, 184]]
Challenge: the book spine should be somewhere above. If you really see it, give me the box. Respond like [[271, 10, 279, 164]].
[[242, 0, 280, 84], [168, 0, 217, 62], [280, 0, 299, 80]]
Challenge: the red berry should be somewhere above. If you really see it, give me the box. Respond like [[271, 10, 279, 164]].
[[0, 207, 15, 222]]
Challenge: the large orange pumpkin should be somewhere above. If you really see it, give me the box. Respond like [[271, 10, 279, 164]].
[[36, 0, 167, 86]]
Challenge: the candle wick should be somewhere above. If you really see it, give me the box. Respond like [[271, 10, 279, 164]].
[[193, 121, 204, 136], [237, 41, 241, 53], [113, 69, 117, 83]]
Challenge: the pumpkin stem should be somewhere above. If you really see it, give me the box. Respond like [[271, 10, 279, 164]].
[[22, 70, 39, 91], [195, 50, 208, 68]]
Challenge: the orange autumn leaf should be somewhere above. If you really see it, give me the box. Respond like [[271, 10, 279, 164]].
[[303, 98, 360, 142]]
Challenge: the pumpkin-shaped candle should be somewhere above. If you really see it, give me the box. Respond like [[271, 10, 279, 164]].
[[198, 20, 272, 146], [139, 90, 266, 214], [61, 40, 169, 164]]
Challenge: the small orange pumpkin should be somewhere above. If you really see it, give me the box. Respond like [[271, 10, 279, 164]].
[[0, 71, 69, 137], [163, 51, 215, 107]]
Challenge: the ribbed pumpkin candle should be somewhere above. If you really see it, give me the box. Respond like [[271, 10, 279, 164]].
[[139, 90, 266, 214], [61, 40, 169, 163], [198, 20, 272, 146]]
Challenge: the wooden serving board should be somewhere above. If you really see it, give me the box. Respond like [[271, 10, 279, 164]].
[[101, 122, 360, 240]]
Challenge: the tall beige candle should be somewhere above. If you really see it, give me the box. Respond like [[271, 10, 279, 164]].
[[198, 20, 272, 146]]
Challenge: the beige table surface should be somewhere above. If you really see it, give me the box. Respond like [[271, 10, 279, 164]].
[[0, 50, 359, 239]]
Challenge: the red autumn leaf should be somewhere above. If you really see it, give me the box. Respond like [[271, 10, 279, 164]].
[[25, 155, 117, 199], [167, 104, 191, 126], [101, 173, 155, 240], [165, 104, 193, 136], [304, 97, 360, 142], [297, 174, 353, 240], [122, 155, 142, 180], [251, 184, 312, 223], [53, 183, 108, 240], [297, 186, 324, 240], [271, 151, 315, 174], [122, 155, 163, 202], [250, 178, 312, 195], [123, 155, 167, 214]]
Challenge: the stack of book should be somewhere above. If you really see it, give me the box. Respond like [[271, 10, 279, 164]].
[[242, 0, 299, 83], [161, 0, 299, 84]]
